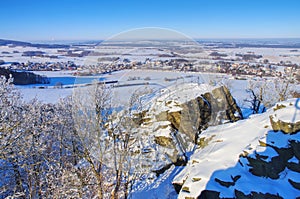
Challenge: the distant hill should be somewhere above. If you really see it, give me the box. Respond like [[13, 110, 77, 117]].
[[0, 39, 31, 46], [2, 38, 300, 49], [0, 39, 70, 49]]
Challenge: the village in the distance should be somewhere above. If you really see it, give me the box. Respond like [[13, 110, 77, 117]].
[[1, 38, 300, 78], [1, 38, 300, 87]]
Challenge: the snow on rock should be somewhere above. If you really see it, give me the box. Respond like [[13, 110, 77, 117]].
[[269, 102, 300, 134], [173, 98, 300, 199], [135, 83, 219, 172], [127, 82, 244, 198]]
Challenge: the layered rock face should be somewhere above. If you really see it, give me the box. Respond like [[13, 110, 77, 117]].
[[152, 86, 242, 145], [133, 84, 242, 175]]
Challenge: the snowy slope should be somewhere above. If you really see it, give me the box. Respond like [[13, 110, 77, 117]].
[[173, 98, 300, 198]]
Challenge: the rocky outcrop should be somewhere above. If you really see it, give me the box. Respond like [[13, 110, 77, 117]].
[[269, 115, 300, 134], [174, 99, 300, 199], [153, 135, 173, 147], [209, 85, 242, 123], [159, 86, 241, 158], [159, 86, 242, 145], [246, 107, 300, 179], [135, 85, 243, 176]]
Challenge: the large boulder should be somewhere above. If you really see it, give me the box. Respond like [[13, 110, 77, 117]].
[[135, 85, 242, 175], [166, 96, 211, 143], [164, 86, 242, 144], [270, 115, 300, 134]]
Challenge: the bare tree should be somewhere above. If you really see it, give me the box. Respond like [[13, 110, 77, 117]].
[[244, 78, 277, 114], [274, 66, 296, 102], [71, 82, 152, 198], [245, 70, 296, 114]]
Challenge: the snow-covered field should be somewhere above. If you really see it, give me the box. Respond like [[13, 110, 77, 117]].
[[16, 69, 249, 105], [0, 45, 86, 65], [220, 47, 300, 64]]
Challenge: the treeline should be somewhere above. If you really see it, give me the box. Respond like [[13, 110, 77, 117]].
[[0, 67, 49, 85], [0, 39, 69, 49]]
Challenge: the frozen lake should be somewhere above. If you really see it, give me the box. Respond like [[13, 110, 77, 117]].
[[17, 76, 105, 88]]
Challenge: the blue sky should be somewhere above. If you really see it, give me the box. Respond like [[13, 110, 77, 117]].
[[0, 0, 300, 41]]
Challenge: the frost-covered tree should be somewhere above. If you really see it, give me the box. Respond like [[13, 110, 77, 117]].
[[0, 76, 26, 197], [0, 76, 57, 197], [0, 76, 151, 198], [71, 82, 150, 198], [0, 76, 79, 198]]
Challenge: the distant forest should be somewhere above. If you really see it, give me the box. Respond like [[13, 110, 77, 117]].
[[0, 67, 49, 85]]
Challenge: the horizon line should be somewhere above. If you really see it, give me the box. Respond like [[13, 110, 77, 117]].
[[2, 37, 300, 42]]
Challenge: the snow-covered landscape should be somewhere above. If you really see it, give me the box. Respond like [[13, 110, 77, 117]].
[[2, 0, 300, 198], [0, 36, 299, 199]]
